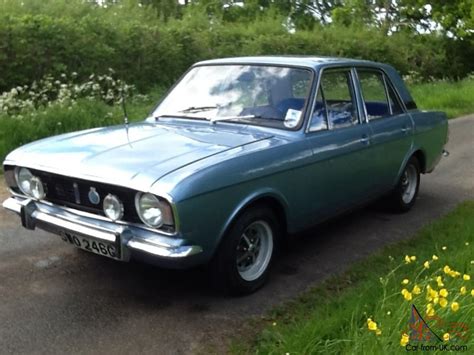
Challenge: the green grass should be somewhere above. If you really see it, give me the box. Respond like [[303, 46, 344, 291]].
[[232, 201, 474, 354], [410, 78, 474, 119]]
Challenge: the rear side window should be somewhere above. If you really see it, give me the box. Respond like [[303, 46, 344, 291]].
[[358, 70, 403, 120]]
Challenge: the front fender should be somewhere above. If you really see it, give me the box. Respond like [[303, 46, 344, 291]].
[[215, 188, 289, 253]]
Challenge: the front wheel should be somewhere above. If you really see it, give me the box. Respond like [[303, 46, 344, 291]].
[[387, 156, 420, 212], [210, 206, 279, 295]]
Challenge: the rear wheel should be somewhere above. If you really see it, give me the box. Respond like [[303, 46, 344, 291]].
[[387, 156, 420, 212], [210, 206, 279, 295]]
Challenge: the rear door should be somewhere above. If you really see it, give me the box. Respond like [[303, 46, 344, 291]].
[[304, 68, 374, 221], [355, 68, 413, 191]]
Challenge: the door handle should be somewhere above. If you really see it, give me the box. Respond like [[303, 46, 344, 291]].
[[359, 136, 370, 145], [401, 126, 411, 133]]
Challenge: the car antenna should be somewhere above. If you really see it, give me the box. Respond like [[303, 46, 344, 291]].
[[120, 83, 129, 127], [120, 82, 132, 147]]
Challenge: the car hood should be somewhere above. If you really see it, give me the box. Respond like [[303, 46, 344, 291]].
[[5, 121, 273, 191]]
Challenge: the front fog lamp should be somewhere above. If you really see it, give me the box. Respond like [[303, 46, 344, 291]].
[[103, 194, 124, 221], [136, 193, 175, 229], [16, 167, 34, 196]]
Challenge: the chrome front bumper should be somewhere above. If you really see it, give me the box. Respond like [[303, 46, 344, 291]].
[[2, 197, 203, 267]]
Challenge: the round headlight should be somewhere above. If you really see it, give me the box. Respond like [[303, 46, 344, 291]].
[[136, 193, 164, 228], [103, 194, 124, 221], [30, 176, 46, 200], [16, 167, 34, 196]]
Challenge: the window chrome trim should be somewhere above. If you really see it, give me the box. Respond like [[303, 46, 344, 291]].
[[306, 66, 360, 133], [382, 74, 394, 116], [152, 63, 317, 132], [354, 67, 407, 123]]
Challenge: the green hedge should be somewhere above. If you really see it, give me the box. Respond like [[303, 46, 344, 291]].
[[0, 2, 472, 93]]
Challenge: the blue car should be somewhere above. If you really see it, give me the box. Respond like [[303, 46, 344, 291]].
[[2, 56, 448, 294]]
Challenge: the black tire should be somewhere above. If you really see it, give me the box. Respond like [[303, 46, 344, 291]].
[[387, 156, 420, 213], [210, 205, 280, 296]]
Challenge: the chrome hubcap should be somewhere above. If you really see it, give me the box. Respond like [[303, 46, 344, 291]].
[[401, 164, 417, 204], [236, 220, 273, 282]]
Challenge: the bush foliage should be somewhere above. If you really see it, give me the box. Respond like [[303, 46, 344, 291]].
[[0, 0, 472, 93]]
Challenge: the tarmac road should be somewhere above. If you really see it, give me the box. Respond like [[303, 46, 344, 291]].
[[0, 115, 473, 354]]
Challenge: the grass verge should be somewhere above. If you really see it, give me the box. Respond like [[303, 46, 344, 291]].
[[410, 78, 474, 119], [232, 201, 474, 354]]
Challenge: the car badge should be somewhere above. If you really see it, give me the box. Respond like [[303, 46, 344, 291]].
[[88, 187, 100, 205]]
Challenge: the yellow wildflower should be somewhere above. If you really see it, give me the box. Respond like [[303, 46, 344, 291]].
[[426, 304, 435, 317], [443, 333, 450, 342], [405, 255, 411, 264], [450, 270, 461, 278], [402, 279, 409, 285], [443, 265, 451, 274], [387, 311, 391, 315], [460, 286, 467, 295], [410, 255, 416, 261], [466, 242, 470, 246], [413, 285, 421, 295], [367, 318, 377, 331], [439, 288, 448, 298], [471, 289, 474, 296], [429, 289, 439, 299], [402, 289, 413, 301], [423, 261, 430, 269], [376, 329, 382, 336], [432, 254, 439, 261], [463, 274, 471, 281], [439, 298, 448, 308], [451, 302, 460, 312], [433, 296, 439, 305], [400, 333, 409, 346], [272, 322, 277, 326], [442, 246, 447, 250], [436, 276, 444, 287]]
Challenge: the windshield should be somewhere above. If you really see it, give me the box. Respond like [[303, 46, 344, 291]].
[[153, 65, 313, 130]]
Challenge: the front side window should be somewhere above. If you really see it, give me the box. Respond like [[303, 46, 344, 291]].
[[153, 65, 313, 130], [309, 69, 358, 131], [358, 70, 403, 120]]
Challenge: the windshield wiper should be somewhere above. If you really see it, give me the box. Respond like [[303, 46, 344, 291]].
[[209, 115, 261, 124], [154, 114, 208, 121], [179, 106, 218, 113]]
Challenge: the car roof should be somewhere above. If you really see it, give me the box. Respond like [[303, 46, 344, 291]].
[[195, 56, 382, 69]]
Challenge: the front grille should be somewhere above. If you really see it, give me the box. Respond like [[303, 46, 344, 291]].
[[31, 169, 141, 224]]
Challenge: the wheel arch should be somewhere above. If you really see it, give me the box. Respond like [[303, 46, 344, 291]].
[[396, 147, 426, 185], [215, 189, 289, 254], [412, 149, 426, 173]]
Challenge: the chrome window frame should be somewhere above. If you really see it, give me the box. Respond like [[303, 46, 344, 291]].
[[306, 66, 361, 133], [354, 67, 407, 123], [150, 62, 316, 132]]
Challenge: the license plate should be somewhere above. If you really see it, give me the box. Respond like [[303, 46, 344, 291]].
[[60, 231, 121, 260]]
